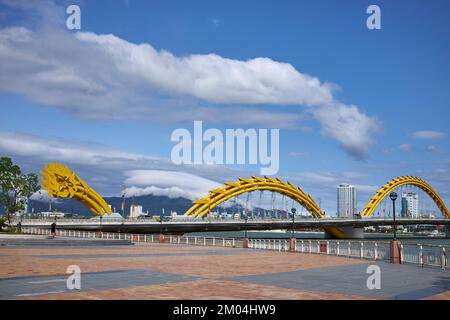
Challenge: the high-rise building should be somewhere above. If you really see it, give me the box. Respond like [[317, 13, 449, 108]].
[[129, 204, 143, 218], [401, 192, 419, 218], [337, 184, 357, 218]]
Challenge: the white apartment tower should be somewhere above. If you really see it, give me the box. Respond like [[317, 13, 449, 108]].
[[401, 192, 419, 218], [337, 184, 357, 218]]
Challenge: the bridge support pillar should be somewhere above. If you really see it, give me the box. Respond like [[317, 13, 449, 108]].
[[290, 238, 296, 252], [390, 240, 401, 264], [324, 227, 364, 239], [243, 238, 249, 248], [159, 234, 165, 243]]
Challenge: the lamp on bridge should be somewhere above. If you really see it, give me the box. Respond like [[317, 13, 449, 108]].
[[389, 191, 398, 240]]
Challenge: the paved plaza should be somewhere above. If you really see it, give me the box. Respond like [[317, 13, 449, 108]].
[[0, 238, 449, 300]]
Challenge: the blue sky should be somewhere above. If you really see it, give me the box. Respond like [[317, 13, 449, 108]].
[[0, 0, 449, 216]]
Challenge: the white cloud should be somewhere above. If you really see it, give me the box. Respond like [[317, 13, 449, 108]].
[[399, 144, 412, 152], [310, 103, 381, 159], [0, 14, 380, 158], [210, 18, 221, 27], [78, 31, 333, 106], [0, 26, 332, 117], [425, 145, 437, 153], [123, 170, 222, 200], [413, 131, 447, 140], [29, 189, 59, 203], [0, 131, 236, 197], [288, 151, 307, 157]]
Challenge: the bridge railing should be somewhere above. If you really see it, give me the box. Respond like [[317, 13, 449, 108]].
[[13, 216, 448, 225]]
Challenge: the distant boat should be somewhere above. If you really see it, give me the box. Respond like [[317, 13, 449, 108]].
[[427, 230, 440, 237]]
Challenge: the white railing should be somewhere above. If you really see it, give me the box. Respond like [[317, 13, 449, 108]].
[[250, 238, 447, 270], [20, 227, 241, 249], [20, 227, 447, 270], [400, 243, 448, 270]]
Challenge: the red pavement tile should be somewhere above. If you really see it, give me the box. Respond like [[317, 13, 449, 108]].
[[22, 279, 376, 300], [0, 243, 366, 279]]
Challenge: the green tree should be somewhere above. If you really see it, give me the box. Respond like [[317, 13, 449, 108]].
[[0, 157, 40, 223]]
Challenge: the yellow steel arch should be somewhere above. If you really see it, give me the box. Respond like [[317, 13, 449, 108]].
[[40, 163, 112, 217], [361, 176, 449, 218], [184, 176, 324, 218]]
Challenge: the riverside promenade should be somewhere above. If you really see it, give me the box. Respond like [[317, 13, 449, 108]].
[[0, 234, 448, 300]]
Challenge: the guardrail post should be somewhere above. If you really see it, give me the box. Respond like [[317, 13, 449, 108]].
[[213, 238, 216, 246], [336, 241, 340, 256], [195, 237, 198, 245], [223, 238, 225, 247], [326, 241, 330, 255], [400, 244, 404, 264], [317, 241, 320, 254], [348, 242, 351, 258], [442, 247, 446, 271], [360, 242, 364, 259], [419, 245, 424, 267], [290, 238, 296, 252], [374, 243, 378, 261], [390, 240, 401, 264]]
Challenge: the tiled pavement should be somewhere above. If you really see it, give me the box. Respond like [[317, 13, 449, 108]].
[[0, 241, 448, 300]]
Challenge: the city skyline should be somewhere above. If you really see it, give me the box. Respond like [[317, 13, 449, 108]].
[[1, 1, 450, 216]]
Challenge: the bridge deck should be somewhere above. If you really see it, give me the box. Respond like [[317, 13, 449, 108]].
[[15, 218, 449, 235]]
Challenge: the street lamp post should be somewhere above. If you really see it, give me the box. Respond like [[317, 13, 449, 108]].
[[289, 208, 297, 252], [244, 210, 248, 239], [389, 191, 398, 240], [291, 208, 296, 238]]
